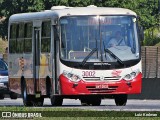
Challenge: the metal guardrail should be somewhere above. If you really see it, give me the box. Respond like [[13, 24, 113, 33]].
[[142, 46, 160, 78]]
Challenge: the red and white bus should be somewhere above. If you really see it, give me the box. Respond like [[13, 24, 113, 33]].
[[8, 6, 143, 106]]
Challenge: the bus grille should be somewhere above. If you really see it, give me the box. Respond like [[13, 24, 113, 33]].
[[83, 77, 120, 81], [86, 86, 118, 93]]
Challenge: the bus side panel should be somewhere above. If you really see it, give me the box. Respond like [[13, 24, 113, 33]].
[[9, 78, 49, 95], [25, 78, 35, 95], [8, 23, 53, 96], [9, 54, 22, 94], [38, 53, 52, 95], [8, 54, 34, 94], [9, 78, 21, 94]]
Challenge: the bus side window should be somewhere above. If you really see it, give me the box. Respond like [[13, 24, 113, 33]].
[[24, 23, 32, 53], [9, 24, 17, 53], [41, 21, 51, 53], [17, 23, 24, 53]]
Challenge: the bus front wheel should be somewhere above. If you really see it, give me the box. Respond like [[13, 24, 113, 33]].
[[21, 81, 34, 106], [114, 94, 127, 106], [50, 95, 63, 106], [80, 97, 101, 106], [10, 92, 18, 99], [0, 94, 4, 99], [33, 97, 44, 106]]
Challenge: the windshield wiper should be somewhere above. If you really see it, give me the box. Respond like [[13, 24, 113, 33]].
[[104, 48, 125, 66], [81, 48, 98, 66]]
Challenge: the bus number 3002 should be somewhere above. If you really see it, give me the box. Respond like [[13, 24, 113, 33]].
[[82, 71, 95, 77]]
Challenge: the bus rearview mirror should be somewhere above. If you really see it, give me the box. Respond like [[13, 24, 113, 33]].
[[139, 26, 144, 41]]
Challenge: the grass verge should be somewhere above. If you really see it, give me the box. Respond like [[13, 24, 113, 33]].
[[0, 107, 160, 120]]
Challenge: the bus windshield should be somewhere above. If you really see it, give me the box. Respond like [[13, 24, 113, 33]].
[[60, 16, 140, 63]]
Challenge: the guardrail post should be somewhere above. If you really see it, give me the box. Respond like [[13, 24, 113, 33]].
[[144, 47, 147, 78], [156, 47, 158, 78]]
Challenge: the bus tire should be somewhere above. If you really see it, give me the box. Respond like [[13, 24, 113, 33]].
[[91, 98, 101, 106], [114, 94, 127, 106], [33, 97, 44, 106], [46, 77, 51, 97], [10, 92, 18, 99], [0, 94, 4, 99], [50, 96, 63, 106], [80, 97, 101, 106], [21, 80, 34, 106], [80, 98, 90, 106]]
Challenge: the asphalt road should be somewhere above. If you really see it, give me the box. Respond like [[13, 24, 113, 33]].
[[0, 98, 160, 111]]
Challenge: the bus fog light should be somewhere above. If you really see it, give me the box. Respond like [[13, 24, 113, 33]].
[[73, 83, 78, 88]]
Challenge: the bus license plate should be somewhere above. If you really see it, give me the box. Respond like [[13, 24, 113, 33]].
[[96, 84, 108, 89]]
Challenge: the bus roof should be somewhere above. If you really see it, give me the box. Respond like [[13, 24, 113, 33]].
[[54, 7, 137, 16], [9, 7, 137, 23]]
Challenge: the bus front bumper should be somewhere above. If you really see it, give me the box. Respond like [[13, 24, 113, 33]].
[[59, 73, 142, 95]]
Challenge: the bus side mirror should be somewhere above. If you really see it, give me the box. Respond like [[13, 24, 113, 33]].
[[139, 26, 144, 41], [137, 16, 144, 41]]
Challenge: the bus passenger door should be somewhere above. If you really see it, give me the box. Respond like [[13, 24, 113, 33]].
[[33, 27, 41, 96]]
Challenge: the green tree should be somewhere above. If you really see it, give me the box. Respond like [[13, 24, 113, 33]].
[[0, 0, 45, 39], [42, 0, 66, 10]]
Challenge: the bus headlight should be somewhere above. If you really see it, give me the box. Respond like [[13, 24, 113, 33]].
[[123, 70, 140, 81], [63, 71, 81, 82]]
